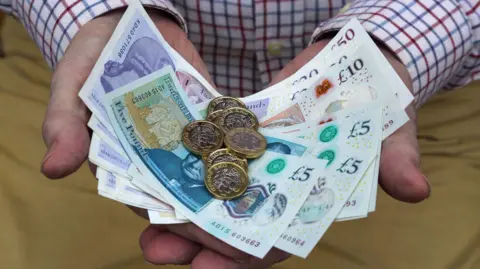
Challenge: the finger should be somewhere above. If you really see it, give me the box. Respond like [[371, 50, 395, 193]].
[[41, 12, 125, 179], [239, 248, 291, 269], [40, 43, 97, 179], [379, 109, 430, 202], [41, 100, 90, 179], [140, 224, 201, 265], [168, 223, 251, 262], [41, 44, 94, 179], [191, 248, 240, 269], [191, 247, 291, 269], [41, 54, 92, 179]]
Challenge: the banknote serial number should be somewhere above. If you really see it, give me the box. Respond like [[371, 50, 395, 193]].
[[231, 232, 261, 248], [132, 86, 163, 104], [210, 222, 261, 247], [280, 233, 305, 246], [118, 19, 141, 58], [344, 200, 357, 207]]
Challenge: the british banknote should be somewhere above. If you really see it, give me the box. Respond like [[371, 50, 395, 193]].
[[260, 99, 387, 220], [89, 133, 133, 178], [97, 167, 176, 213], [274, 100, 383, 257], [88, 115, 124, 154], [148, 210, 189, 224], [260, 101, 382, 221]]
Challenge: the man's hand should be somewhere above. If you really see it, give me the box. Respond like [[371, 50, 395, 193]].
[[40, 8, 288, 269], [271, 39, 430, 203]]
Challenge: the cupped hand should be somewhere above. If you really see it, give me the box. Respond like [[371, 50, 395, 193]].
[[40, 7, 288, 269], [271, 39, 430, 203]]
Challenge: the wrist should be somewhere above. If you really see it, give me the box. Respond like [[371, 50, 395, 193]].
[[375, 43, 413, 94], [145, 8, 188, 43], [146, 8, 183, 28]]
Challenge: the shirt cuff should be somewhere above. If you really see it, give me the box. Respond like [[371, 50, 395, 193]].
[[310, 0, 474, 107], [10, 0, 186, 69]]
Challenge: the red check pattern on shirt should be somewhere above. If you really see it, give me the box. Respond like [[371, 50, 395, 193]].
[[0, 0, 478, 107]]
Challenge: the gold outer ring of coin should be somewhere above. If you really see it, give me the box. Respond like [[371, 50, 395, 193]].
[[182, 120, 224, 156], [207, 96, 246, 115], [205, 162, 249, 200], [218, 107, 259, 134], [206, 148, 248, 171], [206, 110, 224, 123], [224, 128, 267, 159]]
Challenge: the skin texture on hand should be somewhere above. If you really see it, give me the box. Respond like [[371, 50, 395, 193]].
[[40, 8, 430, 268]]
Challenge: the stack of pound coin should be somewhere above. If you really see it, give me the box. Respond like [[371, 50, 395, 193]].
[[182, 96, 267, 200]]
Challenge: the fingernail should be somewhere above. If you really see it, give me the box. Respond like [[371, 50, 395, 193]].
[[42, 141, 57, 165], [423, 174, 431, 198], [144, 259, 154, 265]]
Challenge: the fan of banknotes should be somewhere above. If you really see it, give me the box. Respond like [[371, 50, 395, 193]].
[[79, 0, 414, 259]]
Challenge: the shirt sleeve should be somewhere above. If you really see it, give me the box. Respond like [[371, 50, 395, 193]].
[[310, 0, 480, 107], [0, 0, 186, 69], [0, 1, 11, 13]]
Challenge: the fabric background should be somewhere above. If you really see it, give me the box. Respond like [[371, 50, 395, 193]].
[[0, 15, 479, 269]]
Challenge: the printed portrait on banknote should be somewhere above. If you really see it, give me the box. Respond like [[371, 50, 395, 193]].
[[101, 37, 174, 93], [145, 149, 211, 206]]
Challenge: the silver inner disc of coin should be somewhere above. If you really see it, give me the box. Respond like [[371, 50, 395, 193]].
[[214, 99, 242, 111], [188, 124, 220, 149], [213, 154, 239, 165], [230, 132, 263, 150], [212, 166, 243, 194], [224, 113, 255, 130]]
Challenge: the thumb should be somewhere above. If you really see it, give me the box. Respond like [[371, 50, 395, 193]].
[[41, 67, 91, 179], [379, 107, 430, 203], [40, 12, 123, 179]]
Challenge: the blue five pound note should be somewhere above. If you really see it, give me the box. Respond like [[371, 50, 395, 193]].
[[108, 66, 213, 213]]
